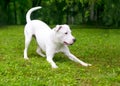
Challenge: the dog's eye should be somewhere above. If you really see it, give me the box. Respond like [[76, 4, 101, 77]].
[[65, 32, 68, 34]]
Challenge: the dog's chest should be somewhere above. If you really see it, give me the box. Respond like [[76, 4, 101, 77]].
[[54, 44, 65, 53]]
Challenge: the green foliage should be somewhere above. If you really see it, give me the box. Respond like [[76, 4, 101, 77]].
[[0, 0, 120, 26], [102, 0, 120, 26], [0, 25, 120, 85], [0, 0, 32, 25]]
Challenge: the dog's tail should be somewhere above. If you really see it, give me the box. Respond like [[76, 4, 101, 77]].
[[26, 6, 42, 23]]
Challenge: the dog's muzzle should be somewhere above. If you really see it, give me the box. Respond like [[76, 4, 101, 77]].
[[73, 38, 76, 43], [64, 38, 76, 45]]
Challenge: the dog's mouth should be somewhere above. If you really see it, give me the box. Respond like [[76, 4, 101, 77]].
[[64, 41, 73, 45]]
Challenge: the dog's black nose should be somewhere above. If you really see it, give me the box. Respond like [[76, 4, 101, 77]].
[[73, 38, 76, 42]]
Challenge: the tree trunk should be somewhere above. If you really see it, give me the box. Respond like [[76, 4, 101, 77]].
[[13, 1, 17, 24], [81, 8, 85, 23], [90, 1, 94, 21]]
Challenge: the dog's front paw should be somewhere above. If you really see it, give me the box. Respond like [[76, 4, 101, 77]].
[[82, 63, 92, 67], [52, 65, 58, 69], [87, 63, 92, 66]]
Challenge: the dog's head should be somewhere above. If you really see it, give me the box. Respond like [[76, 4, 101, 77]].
[[53, 24, 76, 45]]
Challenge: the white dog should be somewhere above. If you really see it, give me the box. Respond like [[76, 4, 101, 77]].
[[24, 6, 91, 68]]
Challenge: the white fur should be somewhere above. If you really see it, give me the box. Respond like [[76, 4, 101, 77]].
[[24, 6, 91, 68]]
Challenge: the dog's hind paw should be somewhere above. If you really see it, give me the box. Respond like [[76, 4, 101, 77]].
[[40, 54, 46, 57], [36, 50, 46, 57], [24, 57, 29, 60]]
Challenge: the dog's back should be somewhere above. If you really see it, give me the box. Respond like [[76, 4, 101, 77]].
[[25, 6, 51, 36]]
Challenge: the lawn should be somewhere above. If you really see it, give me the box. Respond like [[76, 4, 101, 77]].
[[0, 25, 120, 86]]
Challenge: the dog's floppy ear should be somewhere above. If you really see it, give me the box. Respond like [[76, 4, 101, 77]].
[[54, 25, 62, 32]]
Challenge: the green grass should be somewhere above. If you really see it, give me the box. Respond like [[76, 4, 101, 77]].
[[0, 25, 120, 86]]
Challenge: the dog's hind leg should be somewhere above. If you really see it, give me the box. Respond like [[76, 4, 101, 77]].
[[36, 46, 45, 57], [24, 34, 32, 60]]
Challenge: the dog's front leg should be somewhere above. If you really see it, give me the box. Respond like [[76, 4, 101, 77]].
[[67, 53, 91, 66], [46, 51, 58, 68], [47, 55, 58, 68], [63, 46, 91, 67]]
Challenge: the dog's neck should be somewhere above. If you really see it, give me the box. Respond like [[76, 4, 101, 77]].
[[51, 30, 64, 46]]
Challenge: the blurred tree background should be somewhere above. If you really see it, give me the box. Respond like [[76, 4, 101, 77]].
[[0, 0, 120, 27]]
